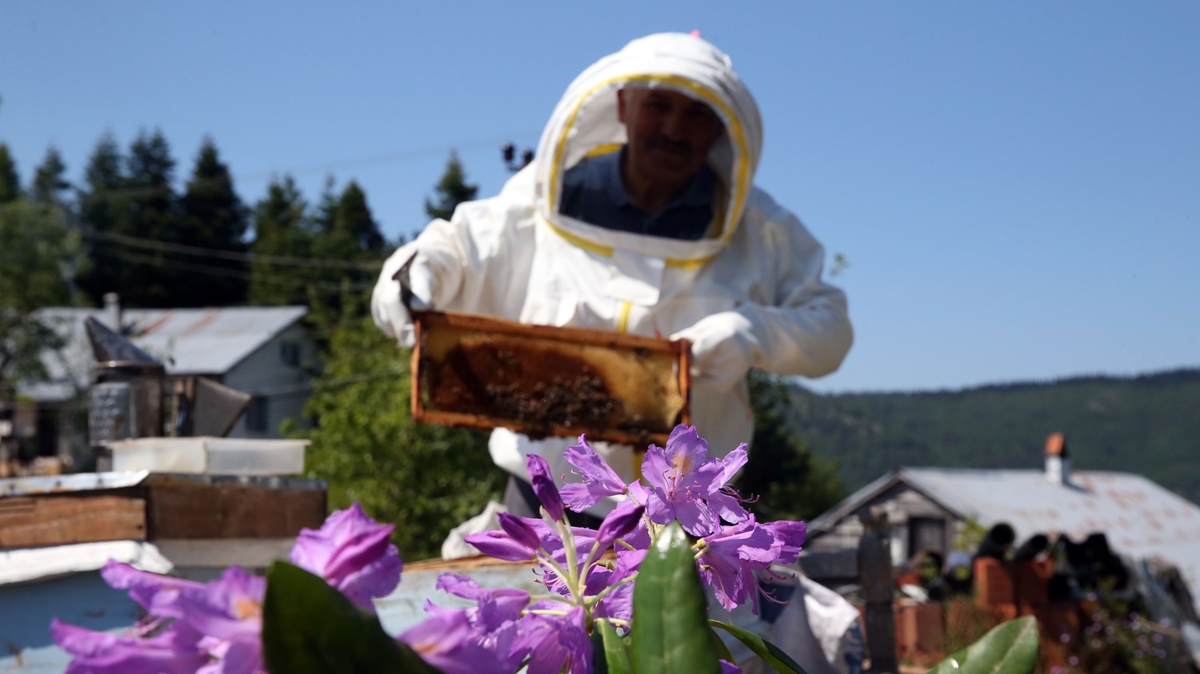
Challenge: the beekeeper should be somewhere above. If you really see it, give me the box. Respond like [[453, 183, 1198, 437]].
[[372, 33, 853, 518]]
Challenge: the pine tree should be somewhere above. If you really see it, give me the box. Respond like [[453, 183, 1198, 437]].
[[75, 130, 186, 307], [113, 129, 180, 307], [307, 179, 386, 329], [32, 146, 71, 206], [74, 134, 129, 305], [337, 181, 385, 254], [424, 151, 478, 221], [248, 176, 311, 306], [0, 143, 20, 204], [178, 138, 249, 306]]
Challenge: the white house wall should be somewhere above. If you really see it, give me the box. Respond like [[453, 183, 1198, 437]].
[[221, 324, 315, 439]]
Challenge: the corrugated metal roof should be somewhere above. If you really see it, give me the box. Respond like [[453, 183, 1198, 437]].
[[810, 465, 1200, 618], [900, 468, 1200, 553], [20, 306, 307, 402]]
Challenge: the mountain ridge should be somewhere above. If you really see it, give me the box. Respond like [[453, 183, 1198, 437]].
[[784, 367, 1200, 503]]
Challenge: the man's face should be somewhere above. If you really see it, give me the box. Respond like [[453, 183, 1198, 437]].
[[618, 87, 724, 192]]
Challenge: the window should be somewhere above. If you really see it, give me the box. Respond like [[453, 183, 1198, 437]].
[[908, 517, 947, 558], [280, 341, 301, 367], [245, 396, 269, 433]]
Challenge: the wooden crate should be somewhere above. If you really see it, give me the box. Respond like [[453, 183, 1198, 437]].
[[0, 474, 326, 548]]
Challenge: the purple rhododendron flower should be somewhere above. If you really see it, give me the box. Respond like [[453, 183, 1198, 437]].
[[702, 444, 752, 526], [514, 606, 592, 674], [100, 560, 204, 619], [498, 512, 543, 551], [559, 436, 628, 511], [697, 519, 779, 612], [400, 609, 515, 674], [51, 618, 210, 674], [642, 425, 722, 536], [465, 529, 539, 562], [595, 499, 644, 549], [762, 520, 807, 566], [53, 565, 268, 674], [172, 566, 265, 644], [526, 453, 565, 521], [288, 502, 402, 610], [435, 574, 530, 631]]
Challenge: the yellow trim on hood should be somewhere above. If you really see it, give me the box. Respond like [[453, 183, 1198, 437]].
[[538, 214, 714, 270], [545, 73, 751, 265]]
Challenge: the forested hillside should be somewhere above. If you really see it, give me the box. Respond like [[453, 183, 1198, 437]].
[[786, 368, 1200, 503]]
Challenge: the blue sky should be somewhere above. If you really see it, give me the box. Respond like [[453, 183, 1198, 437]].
[[2, 2, 1197, 393]]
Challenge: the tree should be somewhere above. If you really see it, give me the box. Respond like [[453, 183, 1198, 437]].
[[74, 130, 186, 307], [296, 313, 504, 560], [121, 129, 180, 306], [0, 143, 20, 204], [737, 372, 846, 521], [32, 146, 71, 206], [0, 200, 76, 399], [248, 176, 312, 306], [306, 179, 386, 329], [424, 151, 478, 221], [177, 138, 249, 306], [74, 133, 128, 304]]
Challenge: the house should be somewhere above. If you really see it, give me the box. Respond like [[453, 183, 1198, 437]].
[[804, 435, 1200, 621], [15, 298, 316, 469]]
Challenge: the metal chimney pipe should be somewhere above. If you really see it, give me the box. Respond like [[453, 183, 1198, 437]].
[[1045, 432, 1070, 486], [103, 292, 121, 331]]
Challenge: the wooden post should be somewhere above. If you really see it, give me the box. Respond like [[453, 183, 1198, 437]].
[[859, 505, 898, 673]]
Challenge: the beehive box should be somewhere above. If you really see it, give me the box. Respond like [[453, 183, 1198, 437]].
[[411, 311, 690, 446]]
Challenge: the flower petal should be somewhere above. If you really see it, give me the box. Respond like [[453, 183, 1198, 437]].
[[526, 454, 565, 521]]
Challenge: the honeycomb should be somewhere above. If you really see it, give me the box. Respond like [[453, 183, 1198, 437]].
[[412, 312, 689, 446]]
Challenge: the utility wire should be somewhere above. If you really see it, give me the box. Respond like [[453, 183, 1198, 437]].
[[84, 229, 384, 271], [67, 132, 540, 203], [90, 246, 374, 296]]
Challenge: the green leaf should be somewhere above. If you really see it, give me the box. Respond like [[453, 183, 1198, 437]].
[[708, 619, 809, 674], [596, 620, 631, 674], [630, 522, 722, 674], [927, 616, 1039, 674], [708, 626, 734, 663], [262, 560, 441, 674]]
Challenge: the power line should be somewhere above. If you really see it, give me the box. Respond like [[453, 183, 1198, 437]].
[[90, 246, 375, 296], [65, 131, 541, 203], [84, 229, 383, 271]]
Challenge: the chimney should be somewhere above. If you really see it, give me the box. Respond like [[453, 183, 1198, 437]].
[[103, 292, 122, 332], [1045, 432, 1070, 486]]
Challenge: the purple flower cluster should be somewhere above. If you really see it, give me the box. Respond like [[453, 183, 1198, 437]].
[[568, 425, 807, 610], [400, 425, 808, 673], [50, 426, 806, 674], [51, 503, 401, 674]]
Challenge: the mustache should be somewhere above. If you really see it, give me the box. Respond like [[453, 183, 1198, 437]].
[[646, 136, 694, 154]]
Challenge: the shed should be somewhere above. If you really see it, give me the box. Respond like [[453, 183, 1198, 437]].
[[805, 458, 1200, 620], [14, 303, 314, 467]]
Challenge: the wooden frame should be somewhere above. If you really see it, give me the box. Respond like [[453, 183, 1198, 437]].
[[411, 311, 691, 447]]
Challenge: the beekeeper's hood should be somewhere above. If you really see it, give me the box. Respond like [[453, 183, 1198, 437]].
[[533, 33, 763, 267]]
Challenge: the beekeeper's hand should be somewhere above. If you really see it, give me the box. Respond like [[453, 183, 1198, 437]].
[[371, 248, 435, 348], [671, 311, 761, 392]]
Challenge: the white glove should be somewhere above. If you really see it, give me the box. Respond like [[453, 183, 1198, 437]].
[[370, 249, 435, 348], [671, 311, 761, 392]]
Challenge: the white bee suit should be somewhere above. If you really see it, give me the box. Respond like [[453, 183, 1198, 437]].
[[372, 33, 852, 499]]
